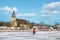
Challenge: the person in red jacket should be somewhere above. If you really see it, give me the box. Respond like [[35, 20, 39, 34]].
[[33, 28, 36, 34]]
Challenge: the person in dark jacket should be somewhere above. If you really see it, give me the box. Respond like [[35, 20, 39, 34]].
[[33, 28, 36, 34]]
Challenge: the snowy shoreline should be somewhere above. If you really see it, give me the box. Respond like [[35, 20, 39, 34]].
[[0, 31, 60, 40], [0, 30, 60, 32]]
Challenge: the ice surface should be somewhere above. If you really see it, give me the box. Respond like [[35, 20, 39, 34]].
[[0, 31, 60, 40]]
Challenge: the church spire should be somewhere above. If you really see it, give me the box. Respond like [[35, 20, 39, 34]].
[[12, 11, 16, 18], [11, 11, 17, 27]]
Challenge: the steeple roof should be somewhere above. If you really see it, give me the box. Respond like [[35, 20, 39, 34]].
[[12, 11, 16, 17]]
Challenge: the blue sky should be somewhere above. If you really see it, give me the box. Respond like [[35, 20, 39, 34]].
[[0, 0, 60, 25]]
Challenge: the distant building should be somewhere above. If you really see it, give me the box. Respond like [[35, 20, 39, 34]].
[[11, 11, 30, 29]]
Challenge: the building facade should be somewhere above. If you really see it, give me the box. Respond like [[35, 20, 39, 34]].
[[11, 11, 30, 29]]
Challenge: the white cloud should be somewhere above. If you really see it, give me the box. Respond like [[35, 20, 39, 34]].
[[12, 7, 18, 12], [0, 6, 18, 12], [41, 2, 60, 15], [4, 6, 11, 12], [16, 13, 37, 17]]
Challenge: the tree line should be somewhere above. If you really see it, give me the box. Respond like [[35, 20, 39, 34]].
[[0, 21, 60, 29]]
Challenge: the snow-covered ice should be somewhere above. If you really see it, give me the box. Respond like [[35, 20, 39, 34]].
[[0, 31, 60, 40]]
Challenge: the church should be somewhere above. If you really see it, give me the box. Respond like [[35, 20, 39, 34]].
[[11, 11, 30, 29]]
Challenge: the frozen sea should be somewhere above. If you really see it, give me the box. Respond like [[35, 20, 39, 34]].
[[0, 31, 60, 40]]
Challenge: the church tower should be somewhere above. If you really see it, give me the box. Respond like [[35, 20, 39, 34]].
[[11, 11, 17, 27]]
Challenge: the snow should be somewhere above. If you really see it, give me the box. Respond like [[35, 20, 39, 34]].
[[0, 31, 60, 40]]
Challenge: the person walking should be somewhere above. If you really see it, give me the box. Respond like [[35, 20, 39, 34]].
[[33, 28, 36, 34]]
